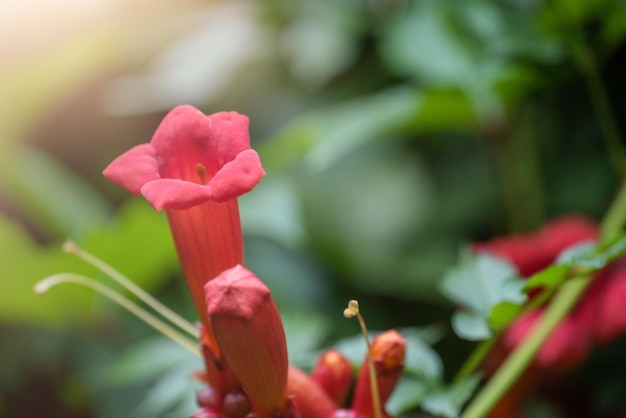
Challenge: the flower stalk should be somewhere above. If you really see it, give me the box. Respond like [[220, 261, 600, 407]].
[[35, 273, 200, 356], [344, 300, 382, 418], [62, 239, 197, 337]]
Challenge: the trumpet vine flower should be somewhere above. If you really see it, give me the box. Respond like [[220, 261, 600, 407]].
[[103, 105, 265, 394]]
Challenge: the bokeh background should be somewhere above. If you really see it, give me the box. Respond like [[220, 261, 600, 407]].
[[2, 0, 626, 417]]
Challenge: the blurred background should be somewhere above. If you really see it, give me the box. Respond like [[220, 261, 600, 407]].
[[1, 0, 626, 417]]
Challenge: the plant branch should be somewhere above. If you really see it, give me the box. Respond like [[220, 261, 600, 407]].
[[460, 275, 589, 418]]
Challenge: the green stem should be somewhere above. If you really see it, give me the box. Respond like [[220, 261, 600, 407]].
[[576, 44, 626, 176], [460, 275, 589, 418], [453, 338, 496, 385], [356, 312, 382, 418], [35, 273, 201, 356], [601, 179, 626, 241], [64, 240, 198, 337], [460, 168, 626, 417]]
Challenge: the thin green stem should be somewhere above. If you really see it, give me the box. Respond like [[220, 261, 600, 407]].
[[453, 338, 496, 385], [575, 44, 626, 176], [356, 312, 382, 418], [601, 179, 626, 242], [64, 240, 198, 337], [35, 273, 201, 357], [460, 275, 590, 418]]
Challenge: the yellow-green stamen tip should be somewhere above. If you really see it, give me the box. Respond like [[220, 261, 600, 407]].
[[344, 299, 360, 318]]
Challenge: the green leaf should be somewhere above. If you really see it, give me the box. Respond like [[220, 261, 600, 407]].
[[0, 146, 111, 239], [386, 377, 431, 415], [420, 374, 482, 418], [569, 235, 626, 270], [403, 329, 444, 380], [451, 311, 491, 341], [523, 264, 570, 293], [0, 199, 177, 326], [85, 338, 199, 418], [489, 301, 523, 331], [259, 87, 421, 172], [555, 241, 597, 265], [440, 252, 526, 340], [80, 199, 178, 292]]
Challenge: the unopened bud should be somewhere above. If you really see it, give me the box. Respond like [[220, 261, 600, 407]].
[[311, 349, 352, 405], [206, 265, 288, 416], [351, 330, 406, 418], [287, 366, 337, 418], [223, 390, 252, 418], [188, 407, 221, 418], [196, 387, 220, 409]]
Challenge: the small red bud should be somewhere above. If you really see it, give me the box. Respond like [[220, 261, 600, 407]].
[[287, 365, 337, 418], [310, 349, 352, 406], [223, 390, 253, 418], [196, 387, 221, 409], [328, 409, 359, 418], [352, 330, 406, 418], [189, 407, 221, 418]]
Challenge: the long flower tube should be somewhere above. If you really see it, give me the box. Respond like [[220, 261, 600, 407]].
[[103, 105, 265, 395]]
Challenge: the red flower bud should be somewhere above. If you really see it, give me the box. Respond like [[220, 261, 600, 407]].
[[310, 349, 352, 406], [206, 265, 288, 417], [352, 330, 406, 418], [287, 365, 338, 418], [188, 407, 221, 418]]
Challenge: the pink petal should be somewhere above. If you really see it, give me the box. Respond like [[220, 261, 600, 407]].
[[206, 111, 252, 166], [150, 106, 251, 179], [102, 144, 160, 195], [141, 179, 214, 211], [208, 149, 265, 202]]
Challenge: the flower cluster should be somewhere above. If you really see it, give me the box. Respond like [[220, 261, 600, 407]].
[[475, 216, 626, 371], [104, 105, 406, 418], [475, 216, 626, 416]]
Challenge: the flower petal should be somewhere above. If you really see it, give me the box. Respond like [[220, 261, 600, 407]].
[[141, 179, 214, 211], [208, 149, 265, 202], [102, 144, 160, 195], [206, 111, 253, 167], [151, 106, 252, 179]]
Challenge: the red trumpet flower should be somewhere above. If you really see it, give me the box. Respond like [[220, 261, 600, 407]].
[[104, 105, 265, 394]]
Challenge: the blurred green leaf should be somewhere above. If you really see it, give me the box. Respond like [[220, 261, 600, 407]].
[[420, 373, 482, 418], [568, 235, 626, 269], [403, 330, 444, 379], [85, 338, 199, 418], [0, 199, 176, 326], [0, 214, 93, 325], [524, 236, 626, 294], [0, 146, 111, 239], [302, 143, 441, 301], [80, 199, 178, 292], [259, 87, 421, 172], [451, 311, 491, 341], [387, 377, 431, 415], [259, 86, 480, 174], [440, 252, 526, 340]]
